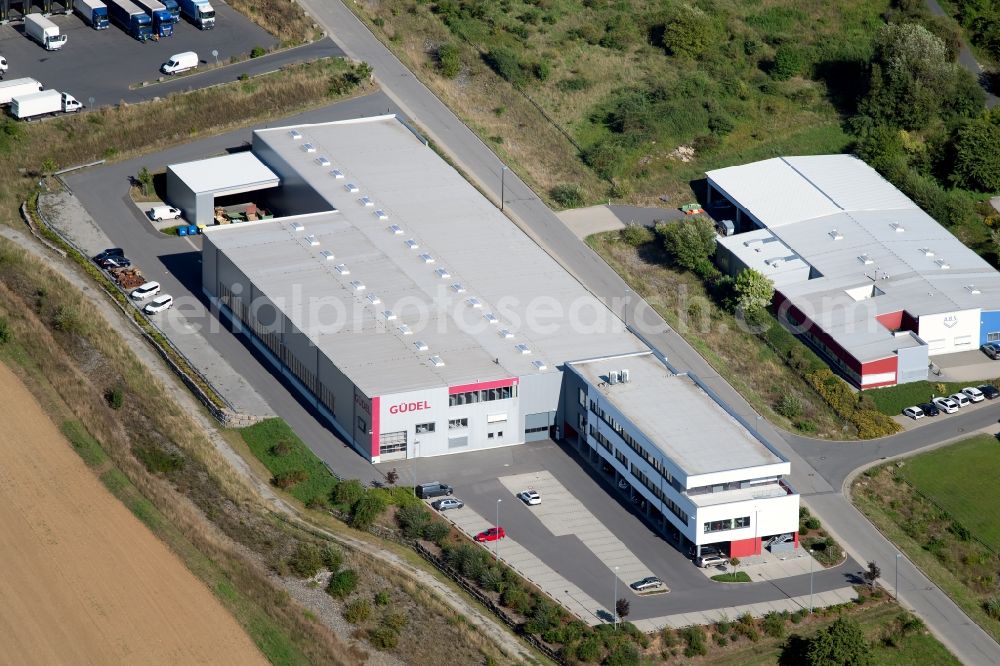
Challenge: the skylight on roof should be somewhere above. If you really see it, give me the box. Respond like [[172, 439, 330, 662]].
[[289, 130, 302, 140], [515, 343, 532, 355], [414, 340, 429, 351], [305, 234, 319, 246], [499, 328, 514, 339], [320, 250, 335, 260], [334, 264, 350, 275], [450, 283, 466, 293], [966, 284, 981, 294], [405, 239, 419, 250], [350, 280, 366, 291], [366, 293, 381, 304], [829, 229, 843, 241], [382, 310, 396, 321], [346, 183, 359, 193], [429, 355, 445, 367], [891, 222, 905, 233], [466, 297, 482, 308], [389, 224, 403, 235], [399, 324, 412, 335], [302, 143, 316, 153], [360, 196, 373, 207], [435, 268, 451, 279], [858, 253, 873, 265], [919, 247, 935, 257], [484, 313, 499, 324], [316, 157, 330, 167], [374, 209, 388, 220], [531, 360, 548, 371], [331, 169, 344, 179], [935, 259, 950, 269], [290, 221, 304, 232], [419, 253, 435, 264]]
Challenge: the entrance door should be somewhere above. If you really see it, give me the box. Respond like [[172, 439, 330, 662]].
[[379, 430, 408, 462]]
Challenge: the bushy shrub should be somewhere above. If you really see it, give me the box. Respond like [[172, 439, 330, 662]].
[[604, 643, 639, 666], [344, 599, 372, 624], [322, 545, 343, 572], [984, 597, 1000, 620], [374, 589, 390, 606], [575, 636, 602, 662], [804, 517, 821, 531], [681, 626, 707, 657], [550, 183, 584, 208], [437, 42, 462, 78], [273, 469, 308, 489], [524, 598, 562, 636], [270, 440, 292, 456], [771, 45, 805, 80], [349, 492, 388, 530], [287, 542, 325, 578], [105, 385, 124, 410], [422, 520, 451, 545], [850, 409, 901, 438], [484, 47, 526, 86], [620, 224, 653, 246], [501, 585, 534, 614], [383, 611, 408, 631], [333, 479, 365, 506], [557, 76, 591, 92], [368, 625, 399, 650], [776, 394, 802, 419], [763, 611, 786, 638], [0, 317, 9, 344], [395, 502, 431, 538], [250, 46, 266, 58], [326, 568, 358, 598]]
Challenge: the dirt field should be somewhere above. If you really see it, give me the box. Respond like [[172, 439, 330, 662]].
[[0, 363, 267, 666]]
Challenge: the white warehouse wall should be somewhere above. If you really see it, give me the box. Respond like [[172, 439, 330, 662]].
[[919, 308, 981, 355], [693, 494, 799, 547]]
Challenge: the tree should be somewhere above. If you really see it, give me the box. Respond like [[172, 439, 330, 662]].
[[951, 112, 1000, 191], [385, 467, 399, 486], [863, 560, 881, 591], [652, 4, 716, 58], [730, 557, 741, 578], [659, 217, 716, 271], [137, 166, 153, 196], [615, 597, 631, 622], [992, 229, 1000, 262], [734, 268, 775, 314], [804, 617, 871, 666], [859, 23, 957, 130]]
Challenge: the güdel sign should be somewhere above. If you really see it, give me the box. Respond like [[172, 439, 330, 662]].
[[389, 401, 430, 414]]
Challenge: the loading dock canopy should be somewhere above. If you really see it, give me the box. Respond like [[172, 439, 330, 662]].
[[167, 152, 279, 198]]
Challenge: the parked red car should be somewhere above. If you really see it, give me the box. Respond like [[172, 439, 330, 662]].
[[474, 527, 506, 542]]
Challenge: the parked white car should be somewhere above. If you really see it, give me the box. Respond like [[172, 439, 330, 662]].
[[933, 396, 959, 414], [949, 392, 970, 408], [0, 55, 8, 75], [143, 294, 173, 314], [148, 205, 182, 221], [962, 386, 985, 403], [130, 281, 160, 300], [161, 51, 199, 75], [902, 406, 924, 420], [517, 489, 541, 506]]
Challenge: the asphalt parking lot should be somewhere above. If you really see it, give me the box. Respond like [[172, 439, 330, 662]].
[[0, 3, 276, 106], [396, 439, 858, 621]]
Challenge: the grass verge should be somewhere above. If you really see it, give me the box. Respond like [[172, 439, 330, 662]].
[[853, 438, 1000, 645], [867, 379, 1000, 415], [241, 418, 339, 506], [711, 571, 751, 583]]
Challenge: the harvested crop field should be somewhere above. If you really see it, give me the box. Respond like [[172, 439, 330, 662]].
[[0, 362, 267, 666]]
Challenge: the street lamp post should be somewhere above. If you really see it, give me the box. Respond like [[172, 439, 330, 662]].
[[411, 440, 420, 497], [895, 552, 902, 601], [809, 548, 815, 612], [501, 166, 509, 212], [613, 566, 620, 629], [495, 498, 502, 560]]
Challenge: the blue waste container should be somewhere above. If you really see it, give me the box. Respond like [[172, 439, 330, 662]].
[[177, 226, 188, 236], [188, 225, 199, 235]]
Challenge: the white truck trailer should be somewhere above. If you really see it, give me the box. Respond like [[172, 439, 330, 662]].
[[24, 14, 68, 51], [0, 78, 43, 105], [11, 90, 82, 120]]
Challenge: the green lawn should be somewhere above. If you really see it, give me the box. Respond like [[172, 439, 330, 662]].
[[866, 379, 998, 416], [711, 571, 751, 583], [240, 418, 339, 506], [899, 434, 1000, 550]]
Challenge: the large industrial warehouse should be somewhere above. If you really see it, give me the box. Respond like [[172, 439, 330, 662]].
[[191, 115, 799, 556], [708, 155, 1000, 389]]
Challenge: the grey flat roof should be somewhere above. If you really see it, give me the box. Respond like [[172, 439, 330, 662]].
[[569, 352, 786, 477], [168, 151, 279, 195], [205, 116, 646, 396], [708, 155, 1000, 362]]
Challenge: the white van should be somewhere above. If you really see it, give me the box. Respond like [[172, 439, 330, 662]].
[[161, 51, 198, 75]]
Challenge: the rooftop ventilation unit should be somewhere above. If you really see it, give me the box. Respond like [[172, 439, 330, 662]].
[[399, 324, 412, 335], [374, 209, 389, 220], [858, 253, 874, 265], [620, 368, 630, 383], [966, 284, 981, 294], [829, 230, 843, 241], [389, 225, 403, 235], [419, 253, 435, 264], [531, 360, 548, 371], [334, 264, 350, 275], [608, 371, 620, 384], [429, 355, 445, 367], [764, 257, 783, 267], [360, 196, 373, 207], [350, 280, 366, 291], [935, 259, 950, 270], [405, 239, 419, 250], [499, 328, 514, 339], [330, 169, 344, 179], [305, 234, 319, 246], [450, 283, 466, 293], [919, 247, 935, 257], [289, 130, 302, 140], [414, 340, 429, 351], [435, 268, 451, 279], [366, 293, 381, 304], [466, 297, 482, 308], [891, 222, 905, 233], [302, 143, 316, 153], [319, 250, 335, 260], [515, 343, 531, 355], [484, 313, 499, 324], [316, 157, 330, 167], [290, 221, 305, 232], [345, 183, 359, 194], [382, 310, 396, 321]]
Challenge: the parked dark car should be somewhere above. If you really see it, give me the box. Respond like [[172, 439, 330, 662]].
[[92, 248, 124, 262], [98, 256, 132, 270], [918, 401, 940, 417], [982, 343, 1000, 360], [415, 482, 453, 499], [979, 384, 1000, 400]]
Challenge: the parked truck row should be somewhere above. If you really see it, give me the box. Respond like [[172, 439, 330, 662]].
[[0, 77, 81, 120]]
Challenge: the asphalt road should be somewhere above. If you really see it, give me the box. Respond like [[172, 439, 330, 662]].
[[409, 439, 857, 622], [0, 5, 341, 108], [924, 0, 1000, 108]]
